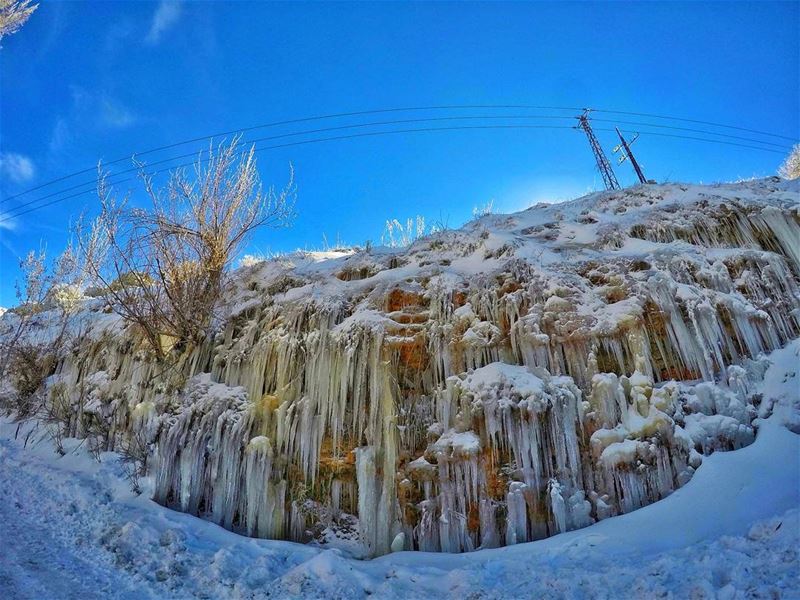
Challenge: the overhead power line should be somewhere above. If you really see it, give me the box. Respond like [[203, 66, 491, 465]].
[[596, 108, 797, 142], [3, 104, 795, 204], [0, 115, 583, 212], [1, 124, 581, 221], [0, 121, 790, 224], [1, 112, 791, 217], [588, 118, 790, 149], [2, 105, 582, 202]]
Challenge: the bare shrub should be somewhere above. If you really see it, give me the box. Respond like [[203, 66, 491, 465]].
[[0, 245, 80, 408], [40, 385, 75, 456], [118, 431, 150, 494], [76, 137, 295, 361], [84, 409, 112, 462], [7, 343, 56, 405]]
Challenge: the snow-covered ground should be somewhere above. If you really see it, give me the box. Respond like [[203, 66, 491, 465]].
[[2, 342, 798, 599]]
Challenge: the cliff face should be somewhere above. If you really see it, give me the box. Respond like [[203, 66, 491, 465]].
[[8, 178, 799, 557]]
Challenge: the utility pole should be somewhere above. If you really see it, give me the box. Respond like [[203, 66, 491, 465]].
[[575, 109, 619, 191], [613, 127, 648, 184]]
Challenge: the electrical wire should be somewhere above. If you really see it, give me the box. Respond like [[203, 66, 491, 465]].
[[0, 124, 581, 221], [0, 115, 583, 213], [1, 112, 791, 217], [1, 105, 582, 202], [0, 122, 789, 223], [593, 108, 797, 142], [3, 104, 794, 203]]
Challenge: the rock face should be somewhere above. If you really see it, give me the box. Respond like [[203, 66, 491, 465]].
[[8, 178, 799, 556]]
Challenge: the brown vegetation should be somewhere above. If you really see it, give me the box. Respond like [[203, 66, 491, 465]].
[[76, 138, 296, 361]]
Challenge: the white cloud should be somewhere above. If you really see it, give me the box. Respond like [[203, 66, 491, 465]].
[[0, 213, 18, 232], [48, 88, 136, 154], [0, 152, 35, 184], [145, 1, 183, 45]]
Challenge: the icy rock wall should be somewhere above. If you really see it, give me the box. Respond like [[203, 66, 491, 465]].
[[36, 181, 800, 556]]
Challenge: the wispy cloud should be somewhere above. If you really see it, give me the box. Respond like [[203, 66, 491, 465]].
[[145, 0, 183, 45], [0, 212, 19, 232], [48, 117, 71, 154], [0, 152, 35, 184], [0, 152, 32, 234], [47, 87, 137, 155]]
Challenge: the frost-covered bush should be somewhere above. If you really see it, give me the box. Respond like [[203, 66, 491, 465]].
[[0, 0, 38, 42], [778, 143, 800, 180], [45, 283, 84, 311], [239, 254, 265, 268], [472, 199, 494, 219], [0, 246, 80, 388], [382, 215, 427, 247], [108, 270, 153, 292]]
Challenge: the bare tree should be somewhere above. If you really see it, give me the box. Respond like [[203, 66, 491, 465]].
[[778, 144, 800, 180], [0, 0, 37, 42], [77, 137, 295, 361]]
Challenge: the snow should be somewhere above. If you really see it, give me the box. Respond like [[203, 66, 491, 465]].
[[1, 405, 797, 598], [599, 438, 647, 467], [1, 178, 799, 593], [457, 362, 546, 397], [3, 340, 798, 596], [431, 429, 482, 457], [216, 178, 799, 359]]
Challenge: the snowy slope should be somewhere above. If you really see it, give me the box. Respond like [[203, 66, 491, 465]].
[[1, 322, 798, 599], [1, 178, 799, 593], [1, 420, 797, 599]]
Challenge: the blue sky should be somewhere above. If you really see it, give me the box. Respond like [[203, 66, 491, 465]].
[[1, 1, 798, 306]]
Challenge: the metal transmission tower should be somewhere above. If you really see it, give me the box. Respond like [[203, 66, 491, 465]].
[[575, 109, 619, 190], [613, 126, 648, 184]]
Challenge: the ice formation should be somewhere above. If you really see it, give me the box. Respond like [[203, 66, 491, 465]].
[[2, 177, 798, 556]]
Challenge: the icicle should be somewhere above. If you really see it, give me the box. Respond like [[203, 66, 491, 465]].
[[505, 482, 528, 545], [30, 184, 798, 557], [548, 479, 567, 534], [355, 446, 378, 554]]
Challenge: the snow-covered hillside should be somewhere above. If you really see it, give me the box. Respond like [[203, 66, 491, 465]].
[[1, 339, 797, 599], [1, 178, 799, 576]]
